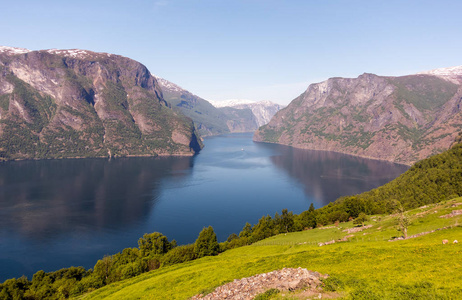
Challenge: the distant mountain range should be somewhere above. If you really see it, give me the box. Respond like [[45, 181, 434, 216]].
[[0, 46, 202, 161], [255, 66, 462, 165], [210, 99, 283, 127], [153, 76, 282, 136]]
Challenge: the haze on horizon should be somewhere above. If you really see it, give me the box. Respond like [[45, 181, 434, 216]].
[[2, 0, 462, 105]]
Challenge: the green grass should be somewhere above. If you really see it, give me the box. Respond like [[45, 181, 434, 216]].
[[80, 198, 462, 300]]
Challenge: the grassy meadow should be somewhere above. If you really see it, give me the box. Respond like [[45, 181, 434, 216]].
[[80, 198, 462, 300]]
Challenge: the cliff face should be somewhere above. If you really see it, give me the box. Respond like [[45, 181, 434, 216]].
[[0, 47, 202, 161], [254, 68, 462, 165]]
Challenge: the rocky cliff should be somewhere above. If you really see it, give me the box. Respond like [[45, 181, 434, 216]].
[[0, 46, 202, 161], [254, 67, 462, 165]]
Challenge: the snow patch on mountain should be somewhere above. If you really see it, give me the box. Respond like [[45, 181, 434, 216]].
[[0, 46, 31, 55], [210, 99, 256, 108], [151, 75, 184, 93], [418, 65, 462, 84], [1, 47, 119, 60], [45, 49, 113, 59]]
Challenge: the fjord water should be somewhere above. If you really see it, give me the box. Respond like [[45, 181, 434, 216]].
[[0, 133, 408, 281]]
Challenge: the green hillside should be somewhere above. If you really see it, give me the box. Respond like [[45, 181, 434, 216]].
[[81, 198, 462, 299]]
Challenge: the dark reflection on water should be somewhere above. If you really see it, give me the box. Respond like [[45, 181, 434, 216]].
[[267, 145, 409, 207], [0, 133, 408, 281], [0, 157, 193, 281]]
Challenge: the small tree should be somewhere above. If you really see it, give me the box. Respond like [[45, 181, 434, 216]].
[[395, 201, 410, 238], [353, 212, 369, 226], [194, 226, 219, 258], [302, 203, 317, 229]]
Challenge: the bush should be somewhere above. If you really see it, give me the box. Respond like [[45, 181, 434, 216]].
[[162, 244, 196, 266], [353, 212, 369, 226]]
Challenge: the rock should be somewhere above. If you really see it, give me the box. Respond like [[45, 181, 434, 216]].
[[442, 239, 449, 244], [190, 268, 328, 300], [439, 210, 462, 218], [343, 225, 373, 234]]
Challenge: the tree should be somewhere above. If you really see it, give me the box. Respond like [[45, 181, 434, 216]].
[[194, 226, 219, 258], [226, 233, 239, 242], [298, 203, 317, 229], [250, 215, 274, 242], [93, 255, 114, 284], [395, 202, 410, 238], [239, 222, 252, 238], [353, 212, 369, 226], [138, 232, 172, 257], [343, 196, 365, 218], [279, 209, 295, 233]]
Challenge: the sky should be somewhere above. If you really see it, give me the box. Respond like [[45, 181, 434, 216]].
[[2, 0, 462, 105]]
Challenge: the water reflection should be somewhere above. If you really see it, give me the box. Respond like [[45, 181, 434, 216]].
[[268, 145, 409, 207], [0, 157, 194, 241]]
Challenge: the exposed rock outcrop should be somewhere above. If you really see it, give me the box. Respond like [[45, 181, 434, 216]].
[[255, 68, 462, 165], [0, 46, 202, 160], [190, 268, 328, 300]]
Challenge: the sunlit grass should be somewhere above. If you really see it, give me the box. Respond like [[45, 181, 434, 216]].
[[80, 198, 462, 300]]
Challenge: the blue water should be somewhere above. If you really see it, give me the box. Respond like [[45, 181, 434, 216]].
[[0, 133, 408, 281]]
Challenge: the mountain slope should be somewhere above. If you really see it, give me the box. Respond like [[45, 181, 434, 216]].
[[0, 47, 202, 160], [218, 106, 258, 132], [254, 68, 462, 165], [154, 77, 280, 136], [153, 76, 231, 136]]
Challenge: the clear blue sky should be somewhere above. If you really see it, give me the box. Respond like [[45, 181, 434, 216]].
[[2, 0, 462, 104]]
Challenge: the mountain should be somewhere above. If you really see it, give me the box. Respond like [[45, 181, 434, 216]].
[[0, 46, 202, 161], [216, 106, 258, 133], [153, 76, 231, 136], [154, 78, 281, 136], [212, 99, 283, 127], [254, 67, 462, 165]]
